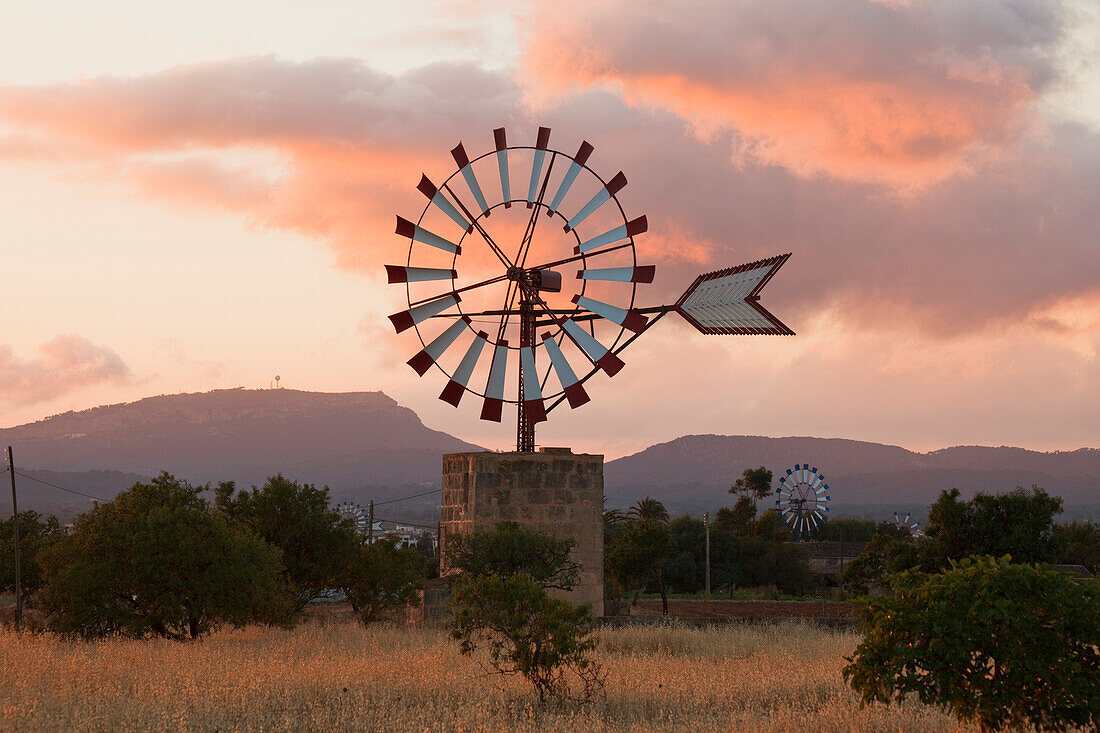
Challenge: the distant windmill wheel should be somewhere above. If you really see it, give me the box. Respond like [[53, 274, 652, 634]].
[[775, 464, 830, 539], [336, 501, 367, 534], [893, 512, 921, 535], [386, 126, 652, 451]]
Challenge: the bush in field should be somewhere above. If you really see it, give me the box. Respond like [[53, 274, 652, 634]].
[[215, 474, 356, 613], [447, 523, 603, 701], [446, 521, 579, 590], [0, 510, 64, 601], [340, 536, 426, 625], [843, 556, 1100, 731], [450, 572, 603, 702], [39, 473, 291, 639]]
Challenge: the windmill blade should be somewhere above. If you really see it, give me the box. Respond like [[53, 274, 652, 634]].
[[395, 216, 462, 255], [541, 332, 590, 408], [494, 127, 511, 209], [385, 265, 458, 284], [480, 340, 509, 422], [576, 216, 648, 254], [520, 346, 547, 423], [451, 142, 491, 217], [417, 175, 473, 234], [577, 265, 655, 284], [389, 293, 460, 334], [571, 294, 648, 333], [527, 127, 551, 208], [440, 331, 489, 407], [548, 141, 592, 216], [407, 316, 470, 376], [559, 318, 624, 375], [564, 172, 627, 233], [676, 254, 794, 335]]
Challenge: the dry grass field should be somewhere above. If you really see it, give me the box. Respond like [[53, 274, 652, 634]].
[[0, 620, 962, 732]]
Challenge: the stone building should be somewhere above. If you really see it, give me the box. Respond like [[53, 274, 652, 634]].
[[440, 448, 604, 613]]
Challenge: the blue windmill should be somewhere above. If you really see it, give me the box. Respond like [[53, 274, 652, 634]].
[[775, 464, 830, 539]]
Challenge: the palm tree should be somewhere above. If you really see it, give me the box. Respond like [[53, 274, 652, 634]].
[[628, 497, 669, 524], [603, 508, 628, 526]]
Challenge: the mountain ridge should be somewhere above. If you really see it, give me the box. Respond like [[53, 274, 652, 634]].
[[0, 388, 481, 518], [603, 434, 1100, 518], [3, 392, 1096, 522]]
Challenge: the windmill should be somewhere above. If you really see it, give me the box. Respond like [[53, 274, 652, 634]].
[[386, 126, 793, 451], [335, 501, 368, 534], [893, 512, 921, 536], [775, 464, 830, 539]]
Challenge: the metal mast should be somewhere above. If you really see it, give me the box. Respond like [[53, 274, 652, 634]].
[[517, 286, 536, 452]]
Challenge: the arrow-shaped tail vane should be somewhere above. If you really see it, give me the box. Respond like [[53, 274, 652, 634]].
[[674, 253, 794, 335]]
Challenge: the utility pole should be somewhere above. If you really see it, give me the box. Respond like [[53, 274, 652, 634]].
[[704, 511, 711, 598], [7, 446, 21, 628], [368, 500, 374, 544]]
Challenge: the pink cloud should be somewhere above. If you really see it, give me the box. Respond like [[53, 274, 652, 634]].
[[0, 335, 132, 406], [519, 0, 1061, 185], [0, 55, 1096, 339]]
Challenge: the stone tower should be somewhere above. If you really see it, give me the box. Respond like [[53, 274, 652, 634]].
[[440, 448, 603, 613]]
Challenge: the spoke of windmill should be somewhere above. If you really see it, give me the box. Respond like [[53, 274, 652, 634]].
[[441, 182, 513, 268], [407, 271, 510, 308], [430, 307, 579, 318], [514, 152, 556, 270], [523, 240, 633, 274]]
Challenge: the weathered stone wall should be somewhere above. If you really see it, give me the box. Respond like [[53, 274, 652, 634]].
[[441, 448, 604, 613]]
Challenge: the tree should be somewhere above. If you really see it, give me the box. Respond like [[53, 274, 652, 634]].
[[340, 536, 426, 625], [446, 521, 580, 590], [38, 473, 291, 639], [714, 468, 774, 538], [730, 466, 772, 499], [662, 515, 705, 594], [922, 486, 1063, 570], [713, 500, 756, 537], [814, 518, 877, 543], [0, 510, 64, 601], [628, 497, 669, 524], [215, 474, 356, 613], [450, 572, 604, 702], [844, 556, 1100, 731], [1054, 520, 1100, 570], [841, 532, 919, 595], [605, 517, 676, 614]]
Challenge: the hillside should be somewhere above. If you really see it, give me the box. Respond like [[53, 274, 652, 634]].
[[1, 388, 481, 517], [604, 435, 1100, 520]]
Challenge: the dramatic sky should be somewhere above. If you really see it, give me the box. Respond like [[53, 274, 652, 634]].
[[2, 0, 1098, 457]]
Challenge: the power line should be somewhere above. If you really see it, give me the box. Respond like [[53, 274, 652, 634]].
[[373, 487, 442, 506], [374, 516, 438, 530], [13, 470, 107, 502]]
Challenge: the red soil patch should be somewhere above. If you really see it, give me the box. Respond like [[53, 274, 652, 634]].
[[631, 599, 858, 619]]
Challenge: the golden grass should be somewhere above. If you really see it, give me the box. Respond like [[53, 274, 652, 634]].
[[0, 620, 962, 732]]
